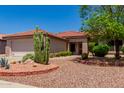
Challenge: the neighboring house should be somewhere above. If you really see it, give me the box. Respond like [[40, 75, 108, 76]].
[[3, 30, 88, 57], [0, 34, 6, 54]]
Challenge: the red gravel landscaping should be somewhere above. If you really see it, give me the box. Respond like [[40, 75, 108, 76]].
[[0, 62, 59, 76], [1, 56, 124, 88], [79, 58, 124, 67]]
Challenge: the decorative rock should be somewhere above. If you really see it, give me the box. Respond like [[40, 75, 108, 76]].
[[32, 65, 37, 67], [11, 61, 16, 64], [18, 61, 22, 64]]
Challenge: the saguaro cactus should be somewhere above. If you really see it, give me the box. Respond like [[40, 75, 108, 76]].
[[45, 33, 50, 65], [33, 26, 50, 64]]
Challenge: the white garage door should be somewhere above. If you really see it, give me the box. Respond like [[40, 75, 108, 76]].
[[12, 38, 34, 56]]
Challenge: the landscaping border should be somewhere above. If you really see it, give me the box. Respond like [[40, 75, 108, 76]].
[[0, 65, 59, 76], [80, 59, 124, 67]]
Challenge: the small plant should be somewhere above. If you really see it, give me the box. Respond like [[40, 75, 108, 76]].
[[5, 64, 10, 69], [22, 53, 34, 62], [18, 61, 21, 64], [0, 58, 8, 67], [49, 53, 56, 58], [81, 53, 88, 60], [0, 58, 10, 69], [93, 44, 110, 57], [57, 51, 72, 57], [50, 51, 72, 58]]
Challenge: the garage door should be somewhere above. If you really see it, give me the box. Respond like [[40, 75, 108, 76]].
[[12, 38, 34, 56]]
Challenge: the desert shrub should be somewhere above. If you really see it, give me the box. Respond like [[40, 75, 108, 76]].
[[93, 44, 110, 57], [22, 53, 34, 62], [81, 53, 88, 60], [50, 51, 72, 58], [49, 53, 55, 58], [56, 51, 72, 57], [121, 47, 124, 53]]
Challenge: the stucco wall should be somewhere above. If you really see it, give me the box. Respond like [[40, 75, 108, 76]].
[[49, 37, 67, 53], [0, 40, 6, 54], [6, 37, 67, 56], [67, 37, 88, 54], [82, 38, 88, 53], [6, 38, 34, 56]]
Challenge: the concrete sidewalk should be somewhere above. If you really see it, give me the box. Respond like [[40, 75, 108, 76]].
[[0, 80, 36, 88]]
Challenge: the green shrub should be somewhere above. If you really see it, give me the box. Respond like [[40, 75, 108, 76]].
[[121, 47, 124, 53], [22, 54, 34, 62], [93, 44, 110, 57], [81, 53, 88, 60], [56, 51, 72, 57], [88, 42, 97, 54], [49, 53, 55, 58], [50, 51, 72, 58]]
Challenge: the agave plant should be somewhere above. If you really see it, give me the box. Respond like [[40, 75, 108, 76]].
[[5, 64, 10, 69], [0, 58, 10, 69]]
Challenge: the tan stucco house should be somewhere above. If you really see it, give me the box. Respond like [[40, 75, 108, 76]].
[[1, 30, 88, 57], [0, 34, 6, 54]]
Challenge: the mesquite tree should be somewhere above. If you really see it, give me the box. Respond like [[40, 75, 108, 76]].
[[33, 26, 50, 64], [80, 5, 124, 59]]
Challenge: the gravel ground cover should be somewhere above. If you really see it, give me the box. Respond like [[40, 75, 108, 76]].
[[0, 62, 59, 76], [0, 56, 124, 88]]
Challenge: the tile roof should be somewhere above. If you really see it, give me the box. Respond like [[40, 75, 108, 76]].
[[3, 30, 67, 41], [56, 31, 86, 38], [0, 34, 6, 40], [3, 30, 86, 41]]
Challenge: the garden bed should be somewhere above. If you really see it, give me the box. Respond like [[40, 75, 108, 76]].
[[0, 62, 59, 76], [78, 57, 124, 67]]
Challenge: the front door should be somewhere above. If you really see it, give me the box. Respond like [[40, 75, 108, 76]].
[[70, 43, 76, 54]]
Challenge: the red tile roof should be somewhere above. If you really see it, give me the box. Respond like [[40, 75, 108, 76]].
[[3, 30, 87, 41], [3, 30, 67, 41], [56, 31, 86, 38], [0, 34, 6, 40]]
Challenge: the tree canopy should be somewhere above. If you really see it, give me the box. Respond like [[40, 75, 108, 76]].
[[80, 5, 124, 59], [80, 5, 124, 41]]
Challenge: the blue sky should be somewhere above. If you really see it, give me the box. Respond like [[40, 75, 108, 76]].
[[0, 5, 81, 34]]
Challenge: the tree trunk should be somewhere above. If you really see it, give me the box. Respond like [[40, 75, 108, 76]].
[[115, 39, 120, 59]]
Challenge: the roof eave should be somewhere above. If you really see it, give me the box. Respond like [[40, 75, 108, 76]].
[[3, 34, 68, 42]]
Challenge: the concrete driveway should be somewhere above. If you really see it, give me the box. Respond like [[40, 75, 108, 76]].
[[0, 80, 36, 88]]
